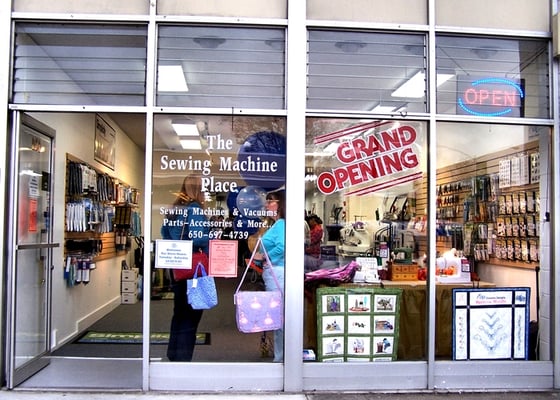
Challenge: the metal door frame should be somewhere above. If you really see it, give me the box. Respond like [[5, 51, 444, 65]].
[[5, 112, 58, 388]]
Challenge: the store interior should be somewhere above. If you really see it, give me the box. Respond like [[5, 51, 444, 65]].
[[15, 111, 546, 388]]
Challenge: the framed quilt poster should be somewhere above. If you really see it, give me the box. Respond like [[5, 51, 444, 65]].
[[316, 287, 402, 362], [452, 287, 531, 361]]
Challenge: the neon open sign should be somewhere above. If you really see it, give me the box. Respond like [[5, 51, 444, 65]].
[[457, 77, 525, 117]]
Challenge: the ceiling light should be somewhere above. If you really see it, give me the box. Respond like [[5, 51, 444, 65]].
[[172, 121, 199, 137], [391, 71, 454, 98], [20, 169, 43, 177], [403, 44, 424, 56], [335, 40, 367, 53], [158, 65, 188, 92], [265, 38, 285, 51], [180, 139, 202, 150], [372, 105, 396, 113], [193, 36, 225, 49], [471, 46, 499, 59], [305, 141, 341, 157]]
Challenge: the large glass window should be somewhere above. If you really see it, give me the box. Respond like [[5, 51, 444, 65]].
[[151, 114, 286, 362], [307, 31, 427, 114], [12, 23, 147, 106], [304, 118, 429, 361], [436, 122, 550, 361], [156, 26, 286, 109], [436, 36, 550, 118]]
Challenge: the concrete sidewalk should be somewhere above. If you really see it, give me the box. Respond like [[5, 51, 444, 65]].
[[0, 391, 559, 400]]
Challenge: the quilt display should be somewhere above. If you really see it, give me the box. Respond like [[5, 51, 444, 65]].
[[316, 287, 402, 362], [452, 287, 531, 360]]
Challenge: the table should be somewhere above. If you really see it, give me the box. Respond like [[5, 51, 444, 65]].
[[304, 280, 495, 360]]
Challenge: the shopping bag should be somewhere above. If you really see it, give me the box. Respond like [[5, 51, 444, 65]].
[[187, 263, 218, 310], [234, 290, 283, 333], [234, 236, 284, 333], [172, 221, 209, 281], [173, 249, 208, 281]]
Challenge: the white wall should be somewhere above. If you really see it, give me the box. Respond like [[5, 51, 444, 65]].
[[29, 112, 145, 348]]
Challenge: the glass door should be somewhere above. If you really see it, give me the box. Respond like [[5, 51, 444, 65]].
[[5, 113, 58, 388]]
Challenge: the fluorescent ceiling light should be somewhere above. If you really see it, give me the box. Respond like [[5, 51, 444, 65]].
[[372, 105, 396, 113], [172, 122, 199, 137], [20, 169, 43, 177], [180, 139, 202, 150], [392, 71, 453, 98], [158, 65, 188, 92]]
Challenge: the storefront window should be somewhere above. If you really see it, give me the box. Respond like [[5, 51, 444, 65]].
[[304, 118, 429, 361], [436, 36, 550, 119], [307, 30, 427, 113], [156, 26, 286, 109], [436, 122, 550, 361], [151, 114, 286, 362], [12, 23, 147, 106]]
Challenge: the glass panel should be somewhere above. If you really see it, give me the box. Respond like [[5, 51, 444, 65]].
[[436, 36, 550, 119], [13, 23, 147, 106], [14, 249, 48, 369], [157, 0, 287, 18], [151, 114, 286, 362], [14, 126, 53, 369], [304, 118, 429, 361], [156, 26, 286, 109], [307, 31, 427, 113], [436, 122, 550, 360], [13, 0, 148, 14], [308, 0, 427, 25]]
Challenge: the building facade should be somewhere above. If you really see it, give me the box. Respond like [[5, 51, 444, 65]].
[[1, 0, 559, 393]]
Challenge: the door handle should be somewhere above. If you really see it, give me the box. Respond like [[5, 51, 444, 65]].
[[17, 243, 60, 250]]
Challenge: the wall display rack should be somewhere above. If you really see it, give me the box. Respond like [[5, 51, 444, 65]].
[[316, 287, 402, 362], [64, 153, 139, 263], [435, 141, 540, 270]]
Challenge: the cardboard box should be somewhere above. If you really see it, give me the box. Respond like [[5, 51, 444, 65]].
[[121, 293, 138, 304], [121, 281, 137, 293], [121, 268, 138, 281]]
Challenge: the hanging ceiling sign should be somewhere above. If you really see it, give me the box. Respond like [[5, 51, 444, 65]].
[[457, 76, 525, 117]]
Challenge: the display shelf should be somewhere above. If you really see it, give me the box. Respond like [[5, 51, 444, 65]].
[[64, 153, 139, 262], [435, 141, 540, 270]]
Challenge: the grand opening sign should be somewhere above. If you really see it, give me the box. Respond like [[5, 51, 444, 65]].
[[457, 76, 525, 117], [314, 121, 423, 196]]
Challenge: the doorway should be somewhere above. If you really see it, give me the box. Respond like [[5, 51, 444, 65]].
[[5, 114, 58, 388]]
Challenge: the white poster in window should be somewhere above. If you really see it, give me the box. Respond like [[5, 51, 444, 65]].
[[155, 239, 193, 269]]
